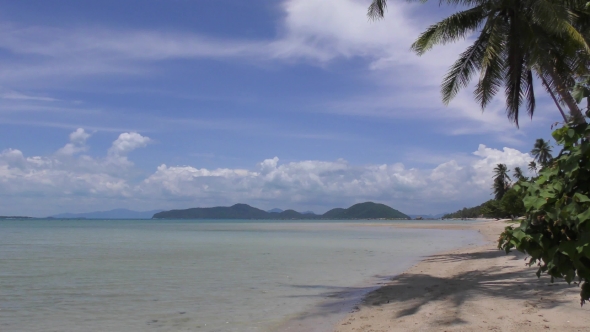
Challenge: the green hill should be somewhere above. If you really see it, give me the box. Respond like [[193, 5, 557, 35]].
[[153, 202, 409, 220], [323, 202, 409, 219], [153, 203, 269, 219], [321, 208, 346, 219], [442, 201, 488, 219], [278, 209, 310, 219]]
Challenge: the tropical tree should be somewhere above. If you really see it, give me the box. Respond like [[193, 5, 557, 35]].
[[367, 0, 590, 126], [492, 163, 511, 200], [499, 188, 526, 219], [531, 138, 553, 167], [513, 167, 527, 182], [499, 120, 590, 305], [528, 160, 538, 176]]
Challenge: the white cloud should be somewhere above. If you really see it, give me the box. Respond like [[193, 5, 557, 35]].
[[471, 144, 534, 187], [69, 128, 91, 144], [137, 146, 533, 213], [56, 128, 91, 156], [1, 89, 59, 102], [0, 128, 534, 215], [106, 132, 152, 166], [0, 0, 561, 141], [108, 132, 151, 156]]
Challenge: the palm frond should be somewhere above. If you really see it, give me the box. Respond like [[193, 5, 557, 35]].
[[504, 13, 526, 127], [530, 0, 590, 53], [525, 69, 536, 119], [441, 30, 489, 104], [368, 0, 388, 20], [475, 15, 507, 109], [411, 6, 487, 55]]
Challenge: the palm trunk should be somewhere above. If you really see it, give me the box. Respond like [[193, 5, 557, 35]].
[[541, 76, 568, 122], [547, 68, 586, 124]]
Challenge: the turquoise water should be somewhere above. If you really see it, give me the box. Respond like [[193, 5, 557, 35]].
[[0, 219, 481, 331]]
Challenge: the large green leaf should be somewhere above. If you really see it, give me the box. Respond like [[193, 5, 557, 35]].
[[574, 193, 590, 203], [523, 195, 547, 209], [578, 209, 590, 225]]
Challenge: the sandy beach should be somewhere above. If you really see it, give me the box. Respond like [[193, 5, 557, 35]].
[[334, 220, 590, 331]]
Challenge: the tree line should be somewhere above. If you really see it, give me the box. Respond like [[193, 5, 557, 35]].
[[443, 138, 553, 219]]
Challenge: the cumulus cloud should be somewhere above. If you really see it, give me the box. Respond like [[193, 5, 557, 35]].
[[0, 130, 153, 214], [0, 128, 534, 215], [104, 132, 152, 166], [108, 132, 151, 156], [138, 146, 533, 213], [56, 128, 91, 156]]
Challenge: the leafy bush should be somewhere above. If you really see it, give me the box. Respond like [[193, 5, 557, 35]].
[[499, 188, 526, 218], [498, 121, 590, 305]]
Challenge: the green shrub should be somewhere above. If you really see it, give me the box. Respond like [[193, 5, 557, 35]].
[[498, 122, 590, 305]]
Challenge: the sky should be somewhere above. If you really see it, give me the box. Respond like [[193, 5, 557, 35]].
[[0, 0, 564, 217]]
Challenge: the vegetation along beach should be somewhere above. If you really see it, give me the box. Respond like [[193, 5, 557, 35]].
[[2, 0, 590, 331]]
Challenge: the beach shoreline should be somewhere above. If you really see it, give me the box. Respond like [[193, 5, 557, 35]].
[[332, 220, 590, 331], [273, 221, 485, 332]]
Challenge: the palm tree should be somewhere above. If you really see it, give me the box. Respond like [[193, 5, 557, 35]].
[[367, 0, 589, 126], [492, 163, 511, 200], [513, 167, 527, 182], [531, 138, 553, 167], [528, 160, 538, 176]]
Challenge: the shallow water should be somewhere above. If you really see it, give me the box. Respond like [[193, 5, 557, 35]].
[[0, 219, 481, 331]]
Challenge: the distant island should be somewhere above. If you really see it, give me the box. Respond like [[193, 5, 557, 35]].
[[50, 208, 164, 219], [153, 202, 410, 220]]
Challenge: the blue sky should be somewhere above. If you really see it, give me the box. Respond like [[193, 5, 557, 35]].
[[0, 0, 563, 217]]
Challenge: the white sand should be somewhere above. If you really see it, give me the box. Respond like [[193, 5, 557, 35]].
[[333, 220, 590, 331]]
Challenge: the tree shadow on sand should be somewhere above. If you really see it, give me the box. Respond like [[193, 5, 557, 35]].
[[282, 248, 578, 324]]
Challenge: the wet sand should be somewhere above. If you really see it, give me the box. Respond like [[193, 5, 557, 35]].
[[334, 220, 590, 331]]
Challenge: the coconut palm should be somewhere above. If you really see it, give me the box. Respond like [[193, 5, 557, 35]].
[[513, 167, 527, 182], [528, 160, 538, 176], [531, 138, 553, 167], [367, 0, 590, 126], [492, 163, 511, 200]]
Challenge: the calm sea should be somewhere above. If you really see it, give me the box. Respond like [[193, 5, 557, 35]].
[[0, 219, 482, 332]]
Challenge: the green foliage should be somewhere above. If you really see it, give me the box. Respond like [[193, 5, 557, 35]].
[[498, 121, 590, 305], [573, 78, 590, 104], [443, 204, 483, 219], [499, 188, 526, 218], [513, 167, 527, 182], [492, 163, 511, 200], [444, 190, 526, 220], [528, 161, 538, 175], [531, 138, 553, 167], [480, 199, 505, 219]]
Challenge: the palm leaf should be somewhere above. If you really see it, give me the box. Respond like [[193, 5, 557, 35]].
[[367, 0, 388, 20], [475, 15, 507, 109], [440, 30, 489, 104], [525, 69, 536, 118], [504, 12, 526, 127], [411, 6, 487, 55]]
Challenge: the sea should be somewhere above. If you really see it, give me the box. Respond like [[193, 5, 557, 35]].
[[0, 219, 482, 332]]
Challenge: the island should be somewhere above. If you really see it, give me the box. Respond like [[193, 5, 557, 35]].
[[153, 202, 410, 220]]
